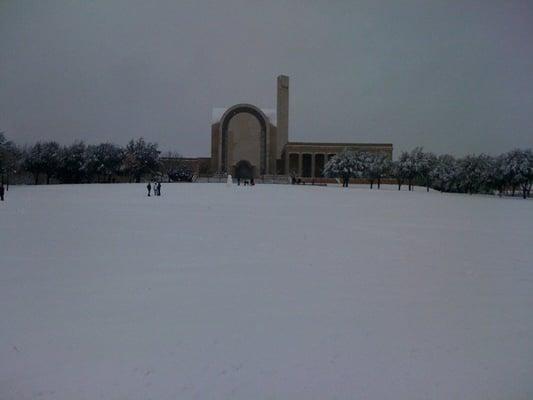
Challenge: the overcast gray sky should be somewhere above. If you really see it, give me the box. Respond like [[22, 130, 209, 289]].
[[1, 0, 532, 157]]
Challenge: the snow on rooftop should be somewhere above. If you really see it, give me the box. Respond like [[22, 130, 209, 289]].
[[212, 107, 276, 125]]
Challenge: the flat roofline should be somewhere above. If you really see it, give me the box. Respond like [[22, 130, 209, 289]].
[[287, 142, 393, 147]]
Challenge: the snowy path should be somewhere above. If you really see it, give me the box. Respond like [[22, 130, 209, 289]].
[[1, 183, 532, 399]]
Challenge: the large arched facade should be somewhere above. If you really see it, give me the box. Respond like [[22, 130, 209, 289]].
[[219, 104, 270, 176], [205, 76, 393, 179]]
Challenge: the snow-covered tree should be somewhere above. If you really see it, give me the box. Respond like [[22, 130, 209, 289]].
[[0, 132, 11, 174], [486, 154, 507, 196], [57, 142, 88, 183], [392, 151, 417, 190], [0, 132, 20, 188], [457, 154, 492, 194], [402, 147, 428, 191], [501, 149, 533, 197], [159, 153, 195, 182], [123, 138, 160, 183], [502, 149, 533, 198], [23, 143, 46, 184], [85, 143, 123, 183], [518, 149, 533, 198], [364, 152, 391, 189], [503, 151, 519, 196], [430, 154, 458, 192], [167, 163, 194, 182], [20, 141, 62, 184], [417, 150, 437, 192], [390, 160, 402, 191], [41, 141, 62, 184], [323, 150, 359, 187], [353, 151, 370, 178]]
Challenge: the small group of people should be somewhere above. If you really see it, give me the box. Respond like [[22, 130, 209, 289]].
[[147, 181, 162, 197], [290, 176, 305, 185], [237, 177, 255, 186], [0, 184, 5, 201]]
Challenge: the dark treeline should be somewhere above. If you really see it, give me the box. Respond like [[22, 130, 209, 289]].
[[0, 133, 193, 186], [2, 132, 532, 198], [324, 147, 533, 199]]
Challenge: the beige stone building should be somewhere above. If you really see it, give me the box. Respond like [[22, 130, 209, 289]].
[[176, 75, 393, 180]]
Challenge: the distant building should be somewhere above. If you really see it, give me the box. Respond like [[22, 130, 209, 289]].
[[174, 75, 392, 180]]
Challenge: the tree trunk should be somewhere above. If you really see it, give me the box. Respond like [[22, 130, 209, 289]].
[[46, 174, 50, 185], [34, 173, 39, 185], [377, 178, 381, 189], [370, 180, 373, 189]]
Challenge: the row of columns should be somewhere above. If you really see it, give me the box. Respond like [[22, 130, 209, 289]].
[[285, 152, 334, 177]]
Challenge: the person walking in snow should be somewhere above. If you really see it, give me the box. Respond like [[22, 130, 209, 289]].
[[147, 182, 152, 197], [0, 184, 4, 201], [157, 182, 162, 196]]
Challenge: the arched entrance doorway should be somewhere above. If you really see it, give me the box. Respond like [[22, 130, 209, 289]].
[[234, 160, 254, 180], [220, 104, 269, 175]]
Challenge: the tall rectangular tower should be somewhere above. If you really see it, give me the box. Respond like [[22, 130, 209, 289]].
[[276, 75, 289, 157]]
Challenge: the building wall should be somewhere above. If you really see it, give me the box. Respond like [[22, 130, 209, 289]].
[[211, 122, 220, 173], [207, 77, 394, 178], [283, 142, 393, 177], [211, 105, 277, 176], [227, 113, 261, 171], [269, 125, 278, 174], [276, 75, 289, 157]]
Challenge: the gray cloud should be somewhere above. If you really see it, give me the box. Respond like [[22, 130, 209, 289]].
[[1, 0, 532, 157]]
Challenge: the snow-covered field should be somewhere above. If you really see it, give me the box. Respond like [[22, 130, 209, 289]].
[[1, 183, 532, 400]]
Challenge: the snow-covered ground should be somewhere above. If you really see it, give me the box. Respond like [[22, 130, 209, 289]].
[[1, 183, 532, 400]]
